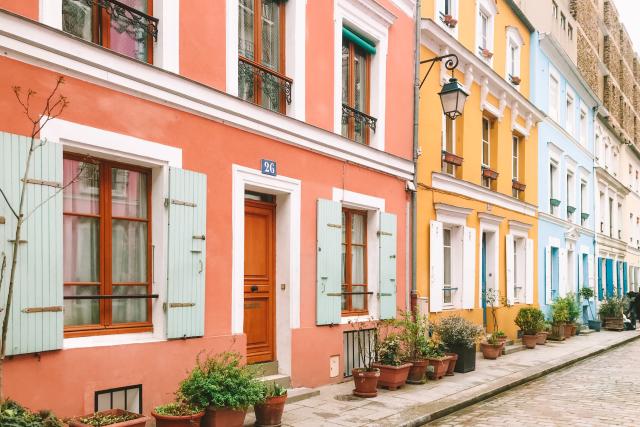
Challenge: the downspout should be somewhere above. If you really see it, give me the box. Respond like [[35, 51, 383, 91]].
[[410, 0, 421, 312]]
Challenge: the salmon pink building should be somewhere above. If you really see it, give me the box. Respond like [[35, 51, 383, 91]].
[[0, 0, 416, 418]]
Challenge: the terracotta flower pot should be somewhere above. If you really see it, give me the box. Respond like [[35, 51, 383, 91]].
[[563, 323, 573, 339], [202, 407, 246, 427], [522, 334, 537, 349], [406, 359, 428, 384], [152, 410, 205, 427], [69, 409, 149, 427], [372, 362, 412, 390], [352, 367, 380, 398], [480, 342, 502, 360], [536, 331, 549, 345], [444, 352, 458, 376], [426, 357, 448, 380], [552, 323, 565, 340], [254, 394, 287, 427]]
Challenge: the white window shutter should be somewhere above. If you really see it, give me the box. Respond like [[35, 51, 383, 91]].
[[545, 246, 552, 304], [525, 239, 534, 304], [578, 253, 584, 291], [430, 221, 444, 313], [505, 234, 515, 305], [462, 226, 476, 309], [559, 248, 567, 297]]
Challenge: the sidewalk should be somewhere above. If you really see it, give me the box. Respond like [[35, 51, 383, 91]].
[[245, 329, 640, 426]]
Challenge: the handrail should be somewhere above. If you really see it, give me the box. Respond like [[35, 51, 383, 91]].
[[79, 0, 159, 41], [64, 294, 159, 300], [238, 56, 293, 105], [341, 104, 377, 133]]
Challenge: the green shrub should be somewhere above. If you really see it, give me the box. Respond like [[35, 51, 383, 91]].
[[153, 402, 202, 417], [514, 307, 544, 335], [179, 352, 265, 410], [551, 298, 569, 324], [377, 334, 405, 366], [579, 287, 594, 300], [564, 293, 581, 323], [599, 296, 625, 319], [398, 311, 429, 361], [434, 315, 484, 349], [0, 400, 62, 427], [422, 340, 446, 358]]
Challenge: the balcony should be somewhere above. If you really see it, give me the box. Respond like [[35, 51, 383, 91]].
[[341, 104, 377, 134], [442, 151, 463, 167], [238, 57, 292, 113]]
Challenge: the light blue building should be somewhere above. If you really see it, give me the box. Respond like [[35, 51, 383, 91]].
[[527, 8, 600, 322]]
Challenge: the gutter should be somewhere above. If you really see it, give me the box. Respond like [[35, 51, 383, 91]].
[[410, 0, 420, 311]]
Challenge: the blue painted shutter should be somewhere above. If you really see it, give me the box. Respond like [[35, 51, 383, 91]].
[[606, 259, 614, 298], [167, 167, 207, 339], [316, 199, 342, 325], [597, 257, 603, 300], [0, 132, 63, 355], [379, 212, 397, 319], [623, 261, 628, 295]]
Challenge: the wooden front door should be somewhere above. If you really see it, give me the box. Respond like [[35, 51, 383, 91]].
[[244, 200, 276, 364]]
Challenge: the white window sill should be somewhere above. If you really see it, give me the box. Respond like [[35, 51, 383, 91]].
[[340, 314, 376, 325], [64, 332, 166, 350]]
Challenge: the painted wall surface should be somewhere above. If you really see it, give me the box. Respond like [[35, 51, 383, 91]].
[[417, 0, 539, 340]]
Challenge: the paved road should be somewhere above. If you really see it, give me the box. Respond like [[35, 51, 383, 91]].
[[429, 339, 640, 426]]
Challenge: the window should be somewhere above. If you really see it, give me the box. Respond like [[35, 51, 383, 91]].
[[579, 107, 587, 145], [96, 384, 142, 413], [63, 156, 152, 336], [443, 228, 452, 305], [552, 1, 558, 19], [513, 237, 526, 303], [550, 162, 559, 215], [482, 117, 491, 188], [341, 30, 373, 145], [609, 197, 614, 237], [581, 180, 588, 225], [566, 171, 575, 221], [476, 0, 496, 61], [566, 91, 575, 135], [479, 11, 489, 49], [561, 12, 566, 30], [61, 0, 155, 63], [438, 0, 458, 32], [568, 24, 573, 40], [549, 74, 560, 121], [512, 135, 521, 198], [238, 0, 287, 113], [341, 209, 368, 315], [505, 27, 523, 87], [442, 115, 457, 175]]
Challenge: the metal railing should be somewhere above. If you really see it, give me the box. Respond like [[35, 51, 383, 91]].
[[341, 104, 377, 133], [238, 56, 293, 106], [77, 0, 159, 41], [343, 328, 376, 377]]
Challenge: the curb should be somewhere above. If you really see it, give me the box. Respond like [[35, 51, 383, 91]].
[[387, 332, 640, 426]]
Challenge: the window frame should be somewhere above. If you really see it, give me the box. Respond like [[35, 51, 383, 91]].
[[341, 37, 372, 145], [549, 71, 560, 122], [442, 227, 453, 306], [341, 208, 369, 316], [63, 153, 153, 338], [238, 0, 287, 113], [442, 114, 457, 176], [566, 89, 575, 135]]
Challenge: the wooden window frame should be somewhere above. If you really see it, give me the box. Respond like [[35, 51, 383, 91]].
[[342, 39, 372, 145], [342, 208, 368, 316], [238, 0, 287, 113], [63, 153, 153, 337]]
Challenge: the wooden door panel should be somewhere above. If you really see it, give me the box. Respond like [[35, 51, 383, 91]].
[[244, 200, 275, 364]]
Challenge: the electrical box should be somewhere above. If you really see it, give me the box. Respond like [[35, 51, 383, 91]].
[[329, 355, 340, 378]]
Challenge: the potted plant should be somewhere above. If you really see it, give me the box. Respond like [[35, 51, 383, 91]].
[[443, 14, 458, 28], [580, 287, 601, 331], [599, 296, 625, 330], [514, 307, 544, 349], [480, 48, 493, 59], [550, 298, 569, 340], [480, 334, 503, 360], [69, 410, 149, 427], [152, 401, 205, 427], [537, 323, 550, 345], [565, 293, 581, 336], [399, 311, 430, 384], [423, 340, 449, 380], [1, 399, 63, 426], [178, 352, 265, 427], [434, 315, 484, 373], [348, 320, 380, 397], [254, 383, 287, 427], [372, 333, 412, 390]]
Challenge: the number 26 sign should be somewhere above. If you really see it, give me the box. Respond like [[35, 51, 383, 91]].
[[261, 159, 277, 176]]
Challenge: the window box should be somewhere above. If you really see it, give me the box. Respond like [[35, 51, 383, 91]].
[[442, 14, 458, 28], [511, 180, 526, 192], [550, 198, 561, 207], [69, 409, 149, 427], [509, 75, 521, 86], [567, 205, 576, 215], [479, 48, 493, 59], [581, 212, 590, 221], [442, 150, 463, 166], [481, 167, 499, 180]]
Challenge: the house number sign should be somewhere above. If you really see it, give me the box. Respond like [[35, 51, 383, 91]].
[[261, 159, 277, 176]]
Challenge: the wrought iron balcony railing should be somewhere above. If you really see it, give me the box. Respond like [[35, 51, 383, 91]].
[[238, 56, 293, 106], [341, 104, 377, 133], [77, 0, 159, 41]]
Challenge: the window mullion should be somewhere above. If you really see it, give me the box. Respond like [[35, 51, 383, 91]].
[[346, 212, 353, 312], [349, 43, 355, 139], [104, 163, 114, 327]]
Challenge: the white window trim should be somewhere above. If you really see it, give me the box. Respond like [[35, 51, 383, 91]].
[[42, 0, 180, 73], [478, 213, 502, 308], [566, 87, 576, 136], [435, 0, 459, 38], [40, 118, 181, 349], [476, 0, 496, 64], [505, 26, 523, 88], [482, 116, 491, 168], [332, 188, 385, 323], [579, 103, 588, 146], [512, 134, 519, 181], [549, 67, 561, 122], [226, 0, 306, 120], [333, 0, 396, 151]]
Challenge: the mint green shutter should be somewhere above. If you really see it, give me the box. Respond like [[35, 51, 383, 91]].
[[379, 212, 397, 319], [167, 167, 207, 339], [0, 132, 63, 355], [316, 199, 342, 325]]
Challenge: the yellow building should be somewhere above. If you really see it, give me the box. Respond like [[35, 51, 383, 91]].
[[417, 0, 544, 339]]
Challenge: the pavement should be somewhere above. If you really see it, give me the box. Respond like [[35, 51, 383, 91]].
[[244, 328, 640, 426]]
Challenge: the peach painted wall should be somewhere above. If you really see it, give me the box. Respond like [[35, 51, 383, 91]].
[[1, 55, 409, 411], [0, 0, 37, 20]]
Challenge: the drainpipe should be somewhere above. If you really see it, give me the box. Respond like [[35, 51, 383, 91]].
[[410, 0, 421, 313]]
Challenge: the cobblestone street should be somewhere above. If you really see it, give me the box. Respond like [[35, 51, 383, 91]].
[[429, 339, 640, 426]]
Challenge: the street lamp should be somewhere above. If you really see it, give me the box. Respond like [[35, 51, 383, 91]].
[[420, 53, 468, 120]]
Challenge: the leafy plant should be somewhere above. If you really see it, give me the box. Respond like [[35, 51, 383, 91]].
[[179, 352, 265, 410], [486, 333, 501, 346], [422, 340, 446, 359], [514, 307, 544, 335], [551, 297, 569, 324], [348, 319, 378, 372], [264, 382, 287, 398], [0, 400, 62, 427], [77, 412, 139, 427], [563, 292, 581, 323], [482, 289, 509, 333], [580, 287, 596, 320], [377, 334, 405, 366], [599, 296, 625, 319], [398, 311, 429, 361], [434, 315, 484, 349], [492, 330, 506, 339], [153, 401, 202, 417]]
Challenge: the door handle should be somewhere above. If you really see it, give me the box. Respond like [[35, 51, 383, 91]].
[[251, 285, 258, 292]]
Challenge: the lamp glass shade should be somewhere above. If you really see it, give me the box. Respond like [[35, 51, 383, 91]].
[[438, 77, 469, 120]]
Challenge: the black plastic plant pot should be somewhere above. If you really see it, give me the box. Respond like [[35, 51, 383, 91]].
[[449, 344, 476, 373], [588, 320, 601, 332]]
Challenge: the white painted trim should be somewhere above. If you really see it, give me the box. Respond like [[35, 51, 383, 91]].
[[478, 216, 500, 307], [548, 236, 562, 247], [334, 0, 395, 151], [226, 0, 239, 96], [332, 187, 385, 211], [508, 220, 532, 236], [435, 203, 472, 225], [155, 0, 180, 73], [434, 0, 459, 39], [231, 165, 301, 341], [0, 11, 414, 180], [391, 0, 416, 17], [431, 172, 537, 216], [64, 332, 164, 349], [40, 0, 62, 29]]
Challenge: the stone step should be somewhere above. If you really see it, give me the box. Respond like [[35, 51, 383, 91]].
[[502, 343, 525, 355], [286, 387, 320, 404], [251, 360, 279, 376], [578, 328, 595, 335], [258, 373, 291, 389]]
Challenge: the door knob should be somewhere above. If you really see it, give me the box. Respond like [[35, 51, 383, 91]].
[[251, 285, 258, 292]]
